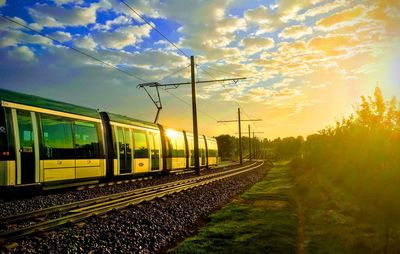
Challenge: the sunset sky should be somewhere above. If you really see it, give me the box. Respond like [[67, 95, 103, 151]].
[[0, 0, 399, 139]]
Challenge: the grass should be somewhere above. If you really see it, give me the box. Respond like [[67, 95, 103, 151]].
[[292, 158, 400, 254], [171, 164, 298, 254]]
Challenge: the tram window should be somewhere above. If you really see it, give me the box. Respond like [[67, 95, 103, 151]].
[[133, 131, 148, 158], [199, 139, 206, 158], [152, 133, 160, 149], [209, 142, 217, 157], [170, 139, 176, 157], [41, 114, 74, 159], [74, 121, 100, 158], [171, 136, 185, 158], [117, 127, 124, 155], [176, 137, 185, 157], [170, 139, 177, 157]]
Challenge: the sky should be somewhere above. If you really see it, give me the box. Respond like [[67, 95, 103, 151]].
[[0, 0, 399, 139]]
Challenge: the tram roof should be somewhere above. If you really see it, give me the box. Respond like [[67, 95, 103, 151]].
[[0, 88, 100, 119], [106, 112, 159, 130]]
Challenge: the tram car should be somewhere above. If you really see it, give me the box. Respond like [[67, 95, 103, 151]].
[[0, 88, 218, 190]]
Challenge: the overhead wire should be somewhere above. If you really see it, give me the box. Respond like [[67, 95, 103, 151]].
[[161, 88, 236, 133], [4, 2, 258, 135], [120, 0, 243, 133], [0, 15, 148, 83], [120, 0, 190, 59], [121, 0, 266, 137], [156, 64, 191, 84], [120, 0, 228, 126], [200, 65, 239, 78], [1, 13, 230, 133], [197, 64, 263, 133], [164, 67, 237, 133]]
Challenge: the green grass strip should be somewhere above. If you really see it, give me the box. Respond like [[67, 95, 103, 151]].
[[171, 164, 298, 254]]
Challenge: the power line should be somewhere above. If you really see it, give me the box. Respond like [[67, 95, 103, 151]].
[[200, 68, 261, 132], [0, 15, 149, 83], [156, 64, 191, 83], [161, 89, 236, 133], [201, 66, 239, 77], [120, 0, 267, 134], [2, 13, 240, 135], [121, 0, 190, 59], [121, 0, 260, 132]]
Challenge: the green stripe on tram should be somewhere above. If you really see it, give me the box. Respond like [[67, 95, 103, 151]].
[[0, 88, 100, 119]]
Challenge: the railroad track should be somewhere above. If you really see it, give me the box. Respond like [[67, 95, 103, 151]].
[[75, 162, 240, 190], [0, 160, 264, 244]]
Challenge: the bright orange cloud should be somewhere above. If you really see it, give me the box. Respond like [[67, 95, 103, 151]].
[[316, 5, 366, 29], [308, 34, 355, 56], [279, 24, 312, 39]]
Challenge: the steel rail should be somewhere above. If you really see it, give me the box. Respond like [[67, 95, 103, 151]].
[[0, 161, 264, 243], [0, 161, 259, 228], [0, 161, 264, 244]]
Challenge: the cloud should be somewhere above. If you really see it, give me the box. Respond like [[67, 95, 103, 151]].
[[272, 78, 294, 89], [198, 47, 241, 62], [93, 15, 132, 31], [241, 37, 274, 54], [121, 49, 187, 69], [95, 24, 151, 49], [316, 5, 366, 30], [243, 1, 328, 34], [101, 0, 161, 20], [246, 87, 273, 102], [279, 24, 312, 39], [253, 41, 324, 79], [0, 25, 52, 47], [28, 2, 99, 28], [74, 35, 97, 50], [50, 31, 72, 42], [308, 34, 356, 56], [8, 46, 35, 61], [244, 5, 279, 34], [299, 0, 347, 20], [216, 17, 246, 34], [158, 0, 244, 62], [204, 62, 256, 79], [244, 5, 272, 24], [273, 87, 300, 98], [53, 0, 84, 5], [310, 83, 327, 89]]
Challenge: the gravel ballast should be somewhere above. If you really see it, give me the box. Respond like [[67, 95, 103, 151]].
[[1, 163, 269, 253], [0, 165, 243, 218]]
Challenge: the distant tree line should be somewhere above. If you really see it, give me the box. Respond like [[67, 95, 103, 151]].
[[215, 129, 304, 161], [214, 135, 262, 161]]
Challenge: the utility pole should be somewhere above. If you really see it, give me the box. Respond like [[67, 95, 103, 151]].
[[248, 124, 251, 161], [218, 112, 261, 165], [238, 108, 242, 164], [191, 56, 200, 175], [138, 57, 246, 175], [253, 131, 255, 159]]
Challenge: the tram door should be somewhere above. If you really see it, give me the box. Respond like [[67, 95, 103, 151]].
[[149, 133, 159, 170], [16, 110, 36, 184], [117, 127, 132, 174]]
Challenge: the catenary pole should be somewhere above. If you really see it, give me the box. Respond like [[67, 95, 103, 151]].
[[238, 108, 242, 165], [248, 124, 251, 161], [191, 56, 200, 175]]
